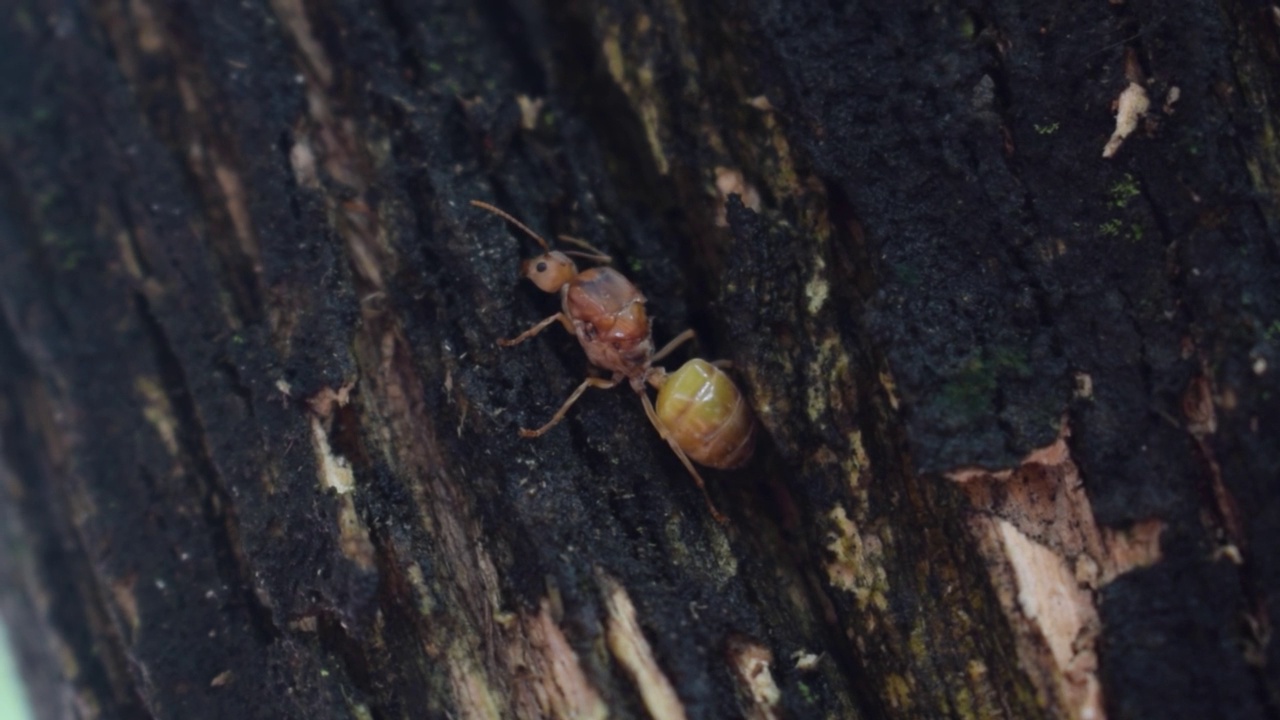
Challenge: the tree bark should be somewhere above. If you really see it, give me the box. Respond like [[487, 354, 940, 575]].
[[2, 1, 1278, 719]]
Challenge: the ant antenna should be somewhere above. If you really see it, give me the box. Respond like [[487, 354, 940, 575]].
[[556, 235, 612, 264], [470, 200, 551, 251]]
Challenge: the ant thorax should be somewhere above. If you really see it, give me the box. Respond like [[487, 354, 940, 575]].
[[563, 267, 654, 379]]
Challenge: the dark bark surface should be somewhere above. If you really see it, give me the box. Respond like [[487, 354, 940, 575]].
[[1, 1, 1278, 719]]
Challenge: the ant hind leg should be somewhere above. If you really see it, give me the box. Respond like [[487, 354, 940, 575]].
[[652, 329, 696, 364], [520, 376, 620, 438], [639, 392, 728, 524]]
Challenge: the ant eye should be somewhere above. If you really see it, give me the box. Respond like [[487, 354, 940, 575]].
[[535, 261, 548, 273]]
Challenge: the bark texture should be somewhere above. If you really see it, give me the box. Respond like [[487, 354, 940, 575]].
[[1, 1, 1278, 719]]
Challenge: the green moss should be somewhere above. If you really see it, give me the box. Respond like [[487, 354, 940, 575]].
[[952, 686, 976, 720], [892, 262, 922, 286], [939, 347, 1030, 419], [40, 230, 86, 270], [12, 8, 36, 34], [940, 358, 998, 419], [1108, 173, 1141, 208], [34, 190, 58, 214], [797, 680, 815, 704], [60, 249, 85, 270], [1033, 122, 1059, 135], [987, 346, 1029, 377], [1099, 218, 1124, 237]]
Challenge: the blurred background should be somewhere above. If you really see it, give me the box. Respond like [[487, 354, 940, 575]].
[[0, 620, 31, 720]]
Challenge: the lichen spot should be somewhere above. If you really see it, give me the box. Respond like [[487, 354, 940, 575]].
[[310, 417, 355, 494], [135, 376, 179, 457], [602, 25, 626, 85], [805, 255, 830, 314], [824, 506, 889, 611]]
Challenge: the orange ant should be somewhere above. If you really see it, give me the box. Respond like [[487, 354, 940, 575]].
[[471, 200, 756, 523]]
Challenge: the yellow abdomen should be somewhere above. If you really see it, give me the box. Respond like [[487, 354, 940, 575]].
[[655, 359, 756, 469]]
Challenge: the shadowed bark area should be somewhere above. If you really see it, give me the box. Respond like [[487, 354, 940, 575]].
[[1, 1, 1278, 719]]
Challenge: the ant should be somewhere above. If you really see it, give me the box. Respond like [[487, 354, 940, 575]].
[[471, 200, 756, 523]]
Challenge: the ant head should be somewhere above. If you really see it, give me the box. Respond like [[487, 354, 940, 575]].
[[520, 251, 577, 293]]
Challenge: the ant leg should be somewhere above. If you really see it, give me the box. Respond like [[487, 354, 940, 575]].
[[652, 329, 696, 364], [499, 313, 573, 347], [711, 359, 734, 370], [557, 235, 612, 264], [520, 376, 620, 438], [639, 392, 728, 524]]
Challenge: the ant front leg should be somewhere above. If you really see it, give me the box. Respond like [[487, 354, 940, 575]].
[[638, 392, 728, 525], [520, 376, 620, 438], [499, 312, 575, 347]]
